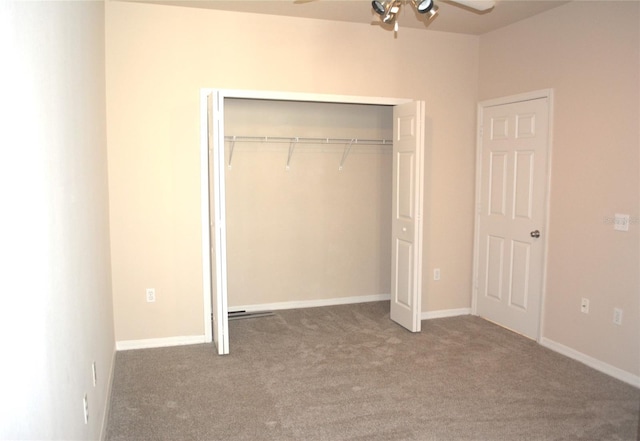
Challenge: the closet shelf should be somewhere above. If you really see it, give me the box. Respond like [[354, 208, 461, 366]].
[[224, 135, 392, 170]]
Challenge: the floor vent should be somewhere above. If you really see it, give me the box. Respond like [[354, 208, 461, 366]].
[[228, 310, 274, 321]]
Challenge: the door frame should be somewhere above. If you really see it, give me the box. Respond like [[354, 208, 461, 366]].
[[472, 89, 554, 342], [199, 89, 426, 351]]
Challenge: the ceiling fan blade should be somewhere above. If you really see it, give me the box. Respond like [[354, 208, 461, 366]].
[[448, 0, 495, 12]]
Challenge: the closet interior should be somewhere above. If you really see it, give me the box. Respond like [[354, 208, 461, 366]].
[[223, 98, 395, 309]]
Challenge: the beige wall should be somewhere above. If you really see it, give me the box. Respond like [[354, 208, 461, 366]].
[[106, 1, 479, 341], [479, 2, 639, 376], [0, 1, 115, 439]]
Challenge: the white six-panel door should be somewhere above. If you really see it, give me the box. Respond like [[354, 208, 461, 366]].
[[390, 101, 424, 333], [475, 95, 551, 339]]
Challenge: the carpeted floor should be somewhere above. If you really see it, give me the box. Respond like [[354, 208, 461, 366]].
[[106, 302, 640, 440]]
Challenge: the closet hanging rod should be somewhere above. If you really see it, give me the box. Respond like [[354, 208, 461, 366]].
[[224, 135, 392, 146]]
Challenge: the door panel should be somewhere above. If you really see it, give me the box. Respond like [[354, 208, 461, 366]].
[[395, 239, 413, 308], [509, 240, 530, 310], [476, 97, 550, 339], [514, 151, 534, 218], [390, 101, 424, 332], [489, 152, 507, 215], [486, 235, 504, 301], [397, 151, 415, 221]]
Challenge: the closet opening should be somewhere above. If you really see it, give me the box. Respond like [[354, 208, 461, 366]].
[[201, 90, 425, 355], [225, 98, 393, 311]]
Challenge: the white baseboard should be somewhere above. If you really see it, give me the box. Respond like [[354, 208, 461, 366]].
[[118, 300, 470, 351], [100, 348, 117, 441], [421, 308, 471, 320], [116, 335, 206, 351], [229, 293, 391, 313], [540, 337, 640, 389]]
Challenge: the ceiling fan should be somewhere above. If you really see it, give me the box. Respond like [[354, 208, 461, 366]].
[[372, 0, 495, 31]]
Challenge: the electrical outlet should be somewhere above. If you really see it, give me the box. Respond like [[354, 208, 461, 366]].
[[613, 214, 630, 232], [434, 268, 441, 281], [83, 394, 89, 424], [613, 308, 623, 325], [146, 288, 156, 303], [580, 298, 589, 314], [92, 362, 97, 387]]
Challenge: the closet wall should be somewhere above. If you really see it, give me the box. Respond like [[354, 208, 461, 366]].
[[224, 99, 393, 307]]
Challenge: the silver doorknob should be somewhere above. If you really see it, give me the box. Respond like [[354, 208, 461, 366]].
[[530, 230, 540, 238]]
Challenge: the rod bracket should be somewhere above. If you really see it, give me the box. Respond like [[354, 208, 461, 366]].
[[338, 139, 356, 171], [286, 138, 298, 170], [228, 136, 236, 168]]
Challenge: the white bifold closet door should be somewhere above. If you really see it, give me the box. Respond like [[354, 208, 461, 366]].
[[390, 101, 425, 333], [207, 90, 425, 355], [208, 91, 229, 355]]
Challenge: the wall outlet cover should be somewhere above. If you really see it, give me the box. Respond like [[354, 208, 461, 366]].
[[580, 298, 589, 314], [613, 214, 630, 232], [613, 308, 623, 325]]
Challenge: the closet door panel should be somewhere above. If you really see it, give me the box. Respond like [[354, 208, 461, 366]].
[[390, 101, 424, 333]]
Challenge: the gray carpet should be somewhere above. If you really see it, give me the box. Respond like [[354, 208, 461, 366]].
[[106, 302, 640, 440]]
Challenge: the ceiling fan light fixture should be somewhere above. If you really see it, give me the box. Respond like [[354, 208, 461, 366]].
[[425, 5, 438, 19], [372, 0, 493, 32], [413, 0, 434, 13], [372, 0, 399, 23], [371, 0, 386, 16], [386, 3, 400, 22], [382, 12, 397, 23]]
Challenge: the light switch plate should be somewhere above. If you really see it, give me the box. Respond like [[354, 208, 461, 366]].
[[613, 214, 630, 232]]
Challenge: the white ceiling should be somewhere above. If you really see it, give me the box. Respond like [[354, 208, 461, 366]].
[[128, 0, 570, 34]]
